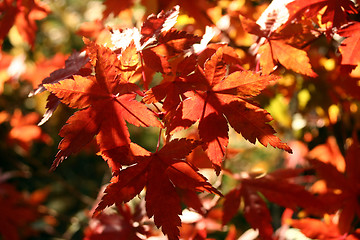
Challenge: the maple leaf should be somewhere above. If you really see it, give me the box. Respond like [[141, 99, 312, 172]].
[[144, 55, 197, 104], [258, 39, 317, 77], [223, 185, 273, 239], [95, 139, 221, 240], [242, 187, 273, 240], [243, 16, 317, 77], [223, 168, 325, 240], [309, 134, 360, 234], [29, 51, 91, 125], [179, 199, 223, 239], [110, 6, 180, 52], [102, 0, 135, 19], [29, 51, 90, 97], [143, 55, 199, 133], [141, 0, 219, 28], [7, 109, 52, 154], [138, 30, 201, 79], [140, 5, 180, 47], [289, 216, 360, 240], [76, 20, 112, 47], [0, 0, 50, 48], [254, 0, 294, 35], [286, 0, 357, 32], [44, 42, 161, 170], [182, 46, 291, 172], [22, 53, 68, 89], [196, 43, 243, 67], [146, 45, 291, 172], [0, 0, 19, 48], [308, 136, 345, 172], [223, 100, 292, 152], [338, 22, 360, 67], [158, 29, 202, 55], [14, 0, 50, 47], [109, 6, 202, 87], [0, 180, 49, 240], [141, 48, 172, 74], [84, 203, 162, 240]]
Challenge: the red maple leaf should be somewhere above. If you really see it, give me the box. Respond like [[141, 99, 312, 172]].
[[145, 45, 291, 173], [0, 0, 50, 48], [0, 178, 49, 240], [0, 0, 19, 47], [338, 22, 360, 67], [184, 46, 292, 172], [94, 139, 221, 240], [143, 54, 199, 133], [44, 41, 161, 170], [84, 203, 161, 240], [138, 29, 201, 79], [223, 168, 326, 239], [309, 134, 360, 234], [109, 6, 200, 87], [286, 0, 357, 32]]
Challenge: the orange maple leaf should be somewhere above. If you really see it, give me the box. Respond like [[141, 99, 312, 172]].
[[102, 0, 135, 19], [7, 109, 51, 154], [290, 216, 360, 240], [309, 135, 360, 234], [0, 0, 50, 48], [258, 39, 317, 77], [242, 15, 318, 77]]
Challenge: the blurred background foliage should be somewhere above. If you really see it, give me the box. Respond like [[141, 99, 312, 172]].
[[1, 0, 360, 239]]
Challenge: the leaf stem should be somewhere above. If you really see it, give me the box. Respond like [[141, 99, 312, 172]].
[[156, 128, 162, 152], [268, 39, 276, 72], [139, 51, 148, 90], [256, 56, 261, 73], [200, 92, 209, 122]]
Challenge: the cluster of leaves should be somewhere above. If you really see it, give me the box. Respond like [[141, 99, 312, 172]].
[[1, 0, 360, 239], [0, 171, 52, 240], [29, 5, 294, 238]]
